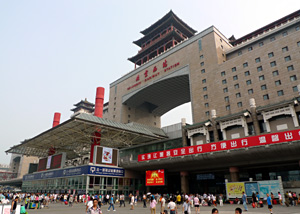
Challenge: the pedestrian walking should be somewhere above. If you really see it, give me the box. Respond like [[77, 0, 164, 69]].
[[242, 191, 248, 211]]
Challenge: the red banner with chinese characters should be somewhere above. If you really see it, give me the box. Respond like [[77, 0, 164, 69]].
[[146, 169, 165, 186], [138, 129, 300, 162]]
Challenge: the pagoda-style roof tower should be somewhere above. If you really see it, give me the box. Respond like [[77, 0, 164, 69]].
[[71, 98, 94, 116], [128, 10, 196, 68]]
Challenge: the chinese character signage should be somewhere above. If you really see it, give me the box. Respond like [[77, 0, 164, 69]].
[[138, 129, 300, 162], [146, 169, 165, 186]]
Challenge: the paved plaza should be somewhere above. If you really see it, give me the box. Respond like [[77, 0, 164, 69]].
[[27, 202, 300, 214]]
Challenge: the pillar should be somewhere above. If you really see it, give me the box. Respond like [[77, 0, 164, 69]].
[[181, 118, 188, 147], [211, 109, 219, 142], [180, 171, 189, 194], [249, 98, 261, 135], [164, 45, 166, 51], [229, 167, 239, 182]]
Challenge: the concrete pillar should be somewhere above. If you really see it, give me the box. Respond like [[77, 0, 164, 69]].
[[211, 109, 219, 142], [229, 167, 239, 182], [182, 118, 188, 147], [180, 171, 189, 194], [249, 98, 261, 135]]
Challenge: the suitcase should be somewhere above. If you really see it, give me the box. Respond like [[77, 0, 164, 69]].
[[64, 201, 68, 205], [252, 202, 255, 208]]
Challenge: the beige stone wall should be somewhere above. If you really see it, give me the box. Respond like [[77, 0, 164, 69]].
[[225, 126, 246, 140]]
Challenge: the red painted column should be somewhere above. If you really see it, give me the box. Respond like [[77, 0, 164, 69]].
[[90, 87, 105, 163], [52, 112, 61, 127]]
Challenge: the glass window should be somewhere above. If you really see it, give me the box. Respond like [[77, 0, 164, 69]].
[[248, 89, 253, 94], [255, 57, 261, 63], [259, 42, 264, 47], [223, 88, 228, 93], [202, 79, 206, 83], [243, 62, 248, 68], [259, 75, 265, 81], [237, 102, 242, 107], [205, 111, 209, 116], [282, 46, 288, 52], [222, 79, 227, 84], [248, 47, 253, 51], [236, 93, 241, 98], [273, 70, 279, 76], [238, 51, 242, 56], [233, 75, 238, 80], [224, 96, 229, 102], [200, 62, 204, 66], [221, 71, 226, 76], [282, 31, 288, 37], [275, 80, 281, 86], [205, 103, 209, 107], [232, 67, 236, 72], [245, 71, 250, 76], [261, 85, 267, 90], [201, 69, 205, 74], [263, 94, 269, 100], [290, 75, 297, 81], [234, 84, 239, 89], [204, 95, 208, 99], [285, 56, 291, 62], [268, 52, 274, 58], [200, 55, 204, 59], [246, 80, 252, 85], [203, 87, 207, 91], [293, 86, 298, 92], [270, 37, 276, 42], [277, 90, 284, 96], [296, 26, 300, 31], [287, 65, 294, 71], [257, 66, 263, 72], [270, 61, 276, 67], [226, 105, 230, 110], [298, 41, 300, 47]]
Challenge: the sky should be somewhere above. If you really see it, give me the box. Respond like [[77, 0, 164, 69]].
[[0, 0, 299, 164]]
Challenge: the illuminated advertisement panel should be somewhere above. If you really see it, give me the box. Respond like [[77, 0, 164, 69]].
[[146, 169, 165, 186], [37, 158, 47, 171], [50, 153, 63, 169]]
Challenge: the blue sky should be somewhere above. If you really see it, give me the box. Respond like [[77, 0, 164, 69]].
[[0, 0, 299, 164]]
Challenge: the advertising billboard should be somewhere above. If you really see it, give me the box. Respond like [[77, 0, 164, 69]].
[[37, 153, 65, 171], [95, 146, 118, 166], [146, 169, 165, 186], [226, 182, 245, 198], [37, 157, 47, 171], [258, 180, 281, 198], [245, 182, 259, 196]]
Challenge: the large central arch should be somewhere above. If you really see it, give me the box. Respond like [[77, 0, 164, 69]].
[[122, 65, 191, 116]]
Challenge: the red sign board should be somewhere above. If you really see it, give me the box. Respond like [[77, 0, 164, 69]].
[[138, 129, 300, 162], [146, 169, 165, 186]]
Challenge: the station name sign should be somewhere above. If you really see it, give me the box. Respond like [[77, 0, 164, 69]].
[[127, 59, 180, 91], [138, 129, 300, 162]]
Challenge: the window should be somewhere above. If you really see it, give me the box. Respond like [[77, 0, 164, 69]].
[[236, 93, 241, 98], [298, 41, 300, 47], [203, 87, 207, 91], [200, 62, 204, 66], [222, 79, 227, 84], [204, 95, 208, 99], [268, 52, 274, 58], [270, 37, 276, 42], [248, 89, 253, 94], [202, 79, 206, 83], [284, 56, 291, 62], [272, 70, 279, 76], [224, 96, 229, 102], [246, 80, 252, 85], [200, 55, 204, 59], [287, 65, 294, 71], [245, 71, 250, 76], [232, 67, 236, 72], [201, 69, 205, 73], [238, 51, 242, 56], [248, 47, 253, 51], [205, 103, 209, 108], [263, 94, 269, 100], [270, 61, 276, 67], [259, 75, 265, 81], [282, 31, 288, 37], [220, 38, 223, 42], [257, 66, 263, 72], [261, 85, 267, 90], [237, 102, 242, 107], [223, 88, 228, 93], [259, 42, 264, 47], [233, 75, 238, 80], [296, 26, 300, 31], [226, 105, 231, 111], [255, 57, 261, 63], [290, 75, 297, 81], [243, 62, 248, 68], [293, 86, 298, 92], [282, 46, 288, 52], [128, 114, 130, 118], [234, 84, 239, 89], [277, 90, 284, 96], [275, 80, 281, 86], [221, 71, 226, 76], [221, 45, 223, 49], [205, 111, 209, 116]]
